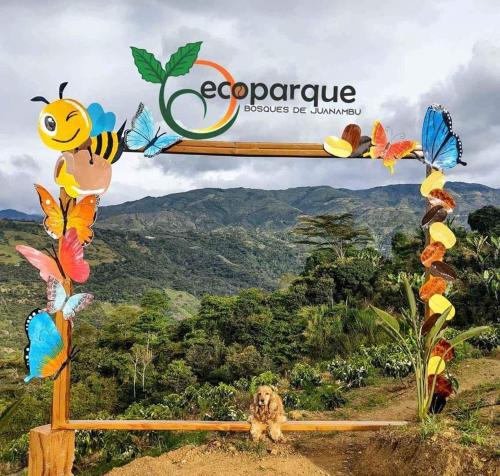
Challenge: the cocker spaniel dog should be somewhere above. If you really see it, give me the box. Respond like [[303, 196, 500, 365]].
[[248, 385, 287, 442]]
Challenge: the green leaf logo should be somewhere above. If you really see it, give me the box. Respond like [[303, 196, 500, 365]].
[[131, 47, 166, 84], [165, 41, 202, 78]]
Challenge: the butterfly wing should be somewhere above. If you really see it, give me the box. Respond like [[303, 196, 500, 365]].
[[59, 228, 90, 283], [46, 276, 67, 314], [66, 195, 99, 246], [15, 245, 64, 283], [383, 140, 417, 173], [88, 103, 116, 137], [367, 121, 389, 159], [24, 309, 65, 382], [125, 103, 155, 150], [62, 293, 94, 322], [143, 134, 181, 158], [35, 184, 64, 240], [422, 104, 463, 169]]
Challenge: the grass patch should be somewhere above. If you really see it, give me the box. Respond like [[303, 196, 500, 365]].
[[419, 415, 445, 441], [455, 413, 491, 446]]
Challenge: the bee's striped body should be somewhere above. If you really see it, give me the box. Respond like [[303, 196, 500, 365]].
[[90, 121, 126, 164]]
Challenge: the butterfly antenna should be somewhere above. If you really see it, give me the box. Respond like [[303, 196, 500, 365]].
[[70, 346, 80, 360], [52, 347, 79, 381], [50, 244, 66, 279]]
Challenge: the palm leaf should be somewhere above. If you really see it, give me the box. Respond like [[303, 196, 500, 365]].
[[370, 305, 400, 334], [449, 326, 491, 348], [0, 399, 23, 431], [403, 276, 417, 319]]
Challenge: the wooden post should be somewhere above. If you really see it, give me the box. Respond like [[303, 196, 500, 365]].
[[424, 165, 432, 320], [51, 189, 74, 428], [28, 425, 75, 476]]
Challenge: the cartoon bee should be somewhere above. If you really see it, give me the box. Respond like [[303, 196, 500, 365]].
[[31, 82, 126, 165]]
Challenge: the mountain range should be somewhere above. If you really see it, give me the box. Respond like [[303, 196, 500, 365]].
[[1, 182, 498, 300], [96, 182, 499, 249]]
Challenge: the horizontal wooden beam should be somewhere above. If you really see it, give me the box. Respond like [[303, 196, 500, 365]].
[[55, 419, 407, 432], [124, 140, 423, 160]]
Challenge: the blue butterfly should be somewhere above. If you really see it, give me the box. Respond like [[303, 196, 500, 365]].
[[422, 104, 465, 170], [24, 309, 77, 382], [87, 102, 116, 137], [125, 103, 180, 157], [46, 276, 93, 326]]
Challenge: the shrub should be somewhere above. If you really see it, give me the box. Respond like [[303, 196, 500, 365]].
[[0, 433, 29, 464], [226, 344, 271, 379], [249, 371, 281, 393], [123, 402, 173, 420], [287, 385, 346, 411], [282, 391, 301, 410], [290, 363, 321, 389], [382, 353, 413, 378], [359, 343, 413, 378], [197, 383, 244, 421], [469, 327, 499, 352], [161, 360, 197, 394], [327, 357, 371, 388], [317, 385, 346, 410], [233, 377, 250, 391]]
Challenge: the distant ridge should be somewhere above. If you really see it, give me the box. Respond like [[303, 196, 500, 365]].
[[0, 209, 41, 221], [2, 182, 498, 252], [1, 182, 498, 298]]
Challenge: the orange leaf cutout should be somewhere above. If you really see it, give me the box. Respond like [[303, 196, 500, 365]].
[[419, 276, 447, 301], [420, 242, 446, 268]]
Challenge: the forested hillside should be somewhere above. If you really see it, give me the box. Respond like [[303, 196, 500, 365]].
[[0, 187, 498, 475], [97, 183, 500, 252]]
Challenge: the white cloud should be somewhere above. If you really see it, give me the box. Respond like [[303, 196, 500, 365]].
[[0, 0, 499, 212]]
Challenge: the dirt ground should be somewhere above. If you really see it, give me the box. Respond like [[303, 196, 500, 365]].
[[107, 356, 500, 476]]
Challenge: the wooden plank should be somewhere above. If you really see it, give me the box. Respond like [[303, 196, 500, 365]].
[[56, 419, 407, 432], [51, 189, 74, 428], [123, 140, 423, 160], [28, 425, 75, 476]]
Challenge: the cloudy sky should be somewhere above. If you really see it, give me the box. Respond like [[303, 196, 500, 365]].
[[1, 0, 499, 212]]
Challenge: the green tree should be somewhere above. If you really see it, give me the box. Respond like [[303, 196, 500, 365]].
[[161, 360, 197, 394], [292, 213, 372, 261], [301, 305, 342, 360], [468, 206, 500, 235], [226, 344, 271, 379], [140, 289, 171, 313]]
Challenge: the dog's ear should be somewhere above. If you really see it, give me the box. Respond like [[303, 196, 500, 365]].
[[253, 390, 259, 407], [268, 391, 281, 418]]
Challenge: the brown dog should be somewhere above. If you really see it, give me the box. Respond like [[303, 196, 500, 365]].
[[248, 385, 286, 442]]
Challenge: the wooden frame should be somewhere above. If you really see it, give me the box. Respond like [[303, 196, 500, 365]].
[[125, 139, 423, 160], [30, 140, 424, 475], [55, 419, 407, 432], [51, 141, 423, 430]]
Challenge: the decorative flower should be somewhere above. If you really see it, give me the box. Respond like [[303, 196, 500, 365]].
[[428, 374, 453, 398], [431, 338, 455, 362]]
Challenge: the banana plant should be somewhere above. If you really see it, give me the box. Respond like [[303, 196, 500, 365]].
[[371, 276, 490, 421]]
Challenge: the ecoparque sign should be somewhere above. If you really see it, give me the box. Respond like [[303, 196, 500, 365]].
[[131, 41, 360, 140]]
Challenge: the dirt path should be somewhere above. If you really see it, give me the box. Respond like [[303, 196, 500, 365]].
[[107, 356, 500, 476]]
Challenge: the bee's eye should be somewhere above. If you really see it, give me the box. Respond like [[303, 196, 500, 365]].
[[45, 116, 56, 131], [40, 113, 57, 136]]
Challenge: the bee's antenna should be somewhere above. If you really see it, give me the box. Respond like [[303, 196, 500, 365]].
[[59, 82, 68, 99], [31, 96, 50, 104]]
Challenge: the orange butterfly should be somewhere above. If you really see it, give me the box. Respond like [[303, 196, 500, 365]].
[[16, 228, 90, 284], [35, 184, 98, 246], [365, 121, 416, 174]]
